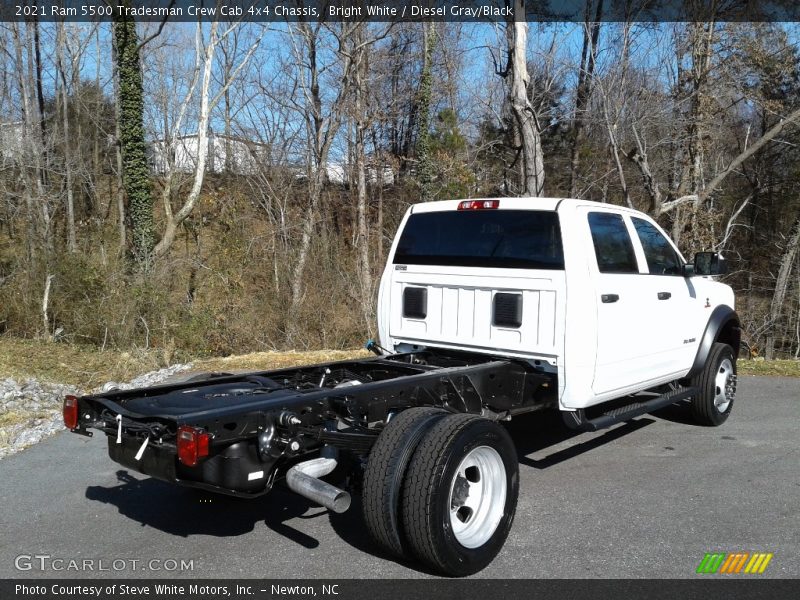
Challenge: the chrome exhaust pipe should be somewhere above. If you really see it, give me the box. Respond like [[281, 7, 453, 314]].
[[285, 457, 351, 513]]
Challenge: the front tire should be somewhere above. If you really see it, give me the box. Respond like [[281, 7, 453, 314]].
[[690, 342, 737, 426], [401, 414, 519, 576]]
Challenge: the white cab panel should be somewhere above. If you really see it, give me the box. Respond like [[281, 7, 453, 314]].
[[388, 265, 565, 363]]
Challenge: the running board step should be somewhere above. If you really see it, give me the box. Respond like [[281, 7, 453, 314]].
[[582, 386, 698, 432]]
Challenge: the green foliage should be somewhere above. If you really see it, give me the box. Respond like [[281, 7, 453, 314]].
[[431, 109, 465, 154], [415, 24, 436, 202], [428, 109, 475, 199], [113, 12, 154, 269]]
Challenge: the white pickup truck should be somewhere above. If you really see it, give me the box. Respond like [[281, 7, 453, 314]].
[[379, 197, 739, 428], [66, 197, 739, 577]]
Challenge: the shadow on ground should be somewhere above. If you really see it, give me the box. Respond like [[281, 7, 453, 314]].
[[84, 409, 663, 573], [86, 470, 328, 548], [505, 409, 655, 469]]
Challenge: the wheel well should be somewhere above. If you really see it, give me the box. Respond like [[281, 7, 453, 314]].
[[686, 306, 740, 379], [717, 318, 741, 359]]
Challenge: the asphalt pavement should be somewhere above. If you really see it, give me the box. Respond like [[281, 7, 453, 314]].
[[0, 375, 797, 579]]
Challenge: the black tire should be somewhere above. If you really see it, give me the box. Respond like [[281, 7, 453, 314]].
[[690, 342, 737, 426], [401, 414, 519, 577], [362, 407, 448, 558]]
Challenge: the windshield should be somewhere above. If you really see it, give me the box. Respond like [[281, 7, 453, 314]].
[[393, 209, 564, 269]]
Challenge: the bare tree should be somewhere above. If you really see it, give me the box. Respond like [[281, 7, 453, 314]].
[[502, 0, 544, 196], [56, 21, 76, 252], [282, 18, 388, 341], [569, 2, 603, 197], [9, 21, 51, 255], [766, 216, 800, 359], [151, 20, 263, 259], [342, 20, 395, 333]]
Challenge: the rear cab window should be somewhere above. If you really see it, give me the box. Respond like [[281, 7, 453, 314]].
[[587, 212, 638, 274], [393, 209, 564, 270]]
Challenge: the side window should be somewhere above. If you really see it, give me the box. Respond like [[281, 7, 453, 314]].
[[632, 217, 682, 275], [588, 212, 638, 274]]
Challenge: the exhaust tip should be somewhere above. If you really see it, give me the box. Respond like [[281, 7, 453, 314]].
[[331, 491, 351, 514], [286, 456, 352, 514]]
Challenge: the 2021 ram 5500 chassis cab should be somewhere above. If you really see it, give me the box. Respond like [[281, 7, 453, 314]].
[[379, 198, 739, 426], [65, 198, 740, 576]]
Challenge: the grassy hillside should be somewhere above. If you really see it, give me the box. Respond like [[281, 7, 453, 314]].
[[0, 337, 796, 444], [0, 337, 368, 390], [0, 337, 796, 391]]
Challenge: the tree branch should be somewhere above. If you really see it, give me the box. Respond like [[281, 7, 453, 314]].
[[696, 105, 800, 206]]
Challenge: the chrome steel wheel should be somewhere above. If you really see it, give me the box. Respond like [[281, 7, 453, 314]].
[[714, 357, 736, 413], [448, 445, 507, 549]]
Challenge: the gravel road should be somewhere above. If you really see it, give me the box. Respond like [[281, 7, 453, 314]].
[[0, 375, 797, 579]]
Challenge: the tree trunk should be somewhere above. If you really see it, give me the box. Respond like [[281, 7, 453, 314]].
[[568, 1, 603, 198], [686, 21, 715, 198], [110, 31, 127, 253], [113, 10, 154, 269], [42, 274, 54, 340], [152, 22, 261, 260], [153, 22, 219, 259], [766, 216, 800, 360], [33, 16, 48, 186], [11, 22, 49, 256], [287, 175, 324, 343], [416, 22, 436, 201], [286, 24, 333, 342], [506, 1, 544, 196], [57, 22, 76, 253], [353, 29, 373, 333]]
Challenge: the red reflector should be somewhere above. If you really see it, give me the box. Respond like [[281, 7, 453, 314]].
[[177, 425, 210, 467], [63, 395, 79, 429], [457, 199, 500, 210]]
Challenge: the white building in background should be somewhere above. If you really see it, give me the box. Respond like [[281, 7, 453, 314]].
[[149, 130, 269, 175], [149, 130, 397, 186]]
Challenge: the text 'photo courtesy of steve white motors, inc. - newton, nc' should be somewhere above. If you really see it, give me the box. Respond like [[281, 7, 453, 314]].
[[6, 1, 515, 21], [13, 582, 347, 599]]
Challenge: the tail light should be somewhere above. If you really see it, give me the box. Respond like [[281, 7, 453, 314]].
[[177, 425, 210, 467], [458, 199, 499, 210], [63, 395, 79, 429]]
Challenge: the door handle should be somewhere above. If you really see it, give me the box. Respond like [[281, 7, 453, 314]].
[[657, 292, 672, 300], [601, 294, 619, 303]]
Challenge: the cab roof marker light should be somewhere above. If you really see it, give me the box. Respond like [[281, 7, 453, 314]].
[[457, 200, 500, 210]]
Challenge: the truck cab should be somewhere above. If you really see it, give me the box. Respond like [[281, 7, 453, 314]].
[[377, 197, 739, 414]]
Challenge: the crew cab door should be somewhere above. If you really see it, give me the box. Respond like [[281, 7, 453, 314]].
[[628, 216, 698, 374], [583, 208, 694, 397], [584, 209, 657, 395]]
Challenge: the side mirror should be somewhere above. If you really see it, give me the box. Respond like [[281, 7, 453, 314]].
[[694, 251, 727, 276]]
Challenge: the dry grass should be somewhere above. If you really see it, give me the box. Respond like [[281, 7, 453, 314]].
[[0, 409, 52, 427], [738, 359, 800, 378], [0, 338, 370, 391], [1, 337, 797, 395], [191, 349, 370, 374], [0, 338, 162, 390]]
